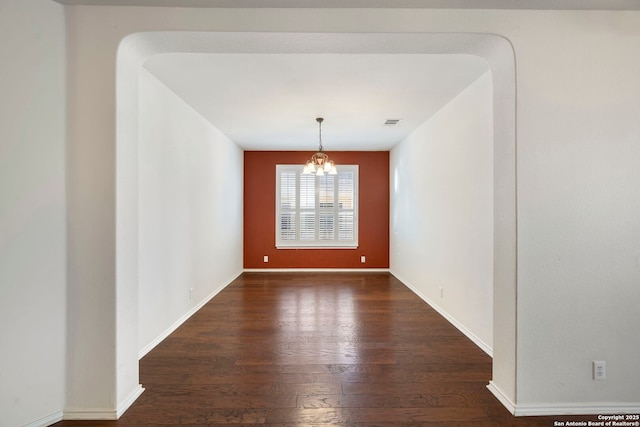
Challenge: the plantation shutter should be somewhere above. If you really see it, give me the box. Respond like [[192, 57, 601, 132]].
[[276, 165, 358, 248]]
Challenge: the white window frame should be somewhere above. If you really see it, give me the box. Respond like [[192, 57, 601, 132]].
[[276, 164, 358, 249]]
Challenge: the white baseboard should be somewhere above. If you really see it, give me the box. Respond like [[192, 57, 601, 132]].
[[487, 377, 640, 417], [30, 387, 144, 424], [390, 270, 493, 357], [63, 409, 118, 420], [487, 381, 516, 415], [514, 403, 640, 417], [138, 272, 241, 359], [243, 268, 391, 273], [63, 385, 145, 421], [116, 384, 145, 418], [24, 411, 64, 427]]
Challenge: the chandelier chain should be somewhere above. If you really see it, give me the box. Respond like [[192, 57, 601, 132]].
[[317, 117, 323, 152]]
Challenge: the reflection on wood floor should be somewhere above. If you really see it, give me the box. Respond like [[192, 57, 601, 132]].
[[54, 272, 591, 426]]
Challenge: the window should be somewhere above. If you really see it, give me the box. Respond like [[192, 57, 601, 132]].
[[276, 164, 358, 248]]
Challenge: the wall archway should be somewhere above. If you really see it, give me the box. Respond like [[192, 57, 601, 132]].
[[115, 31, 517, 412]]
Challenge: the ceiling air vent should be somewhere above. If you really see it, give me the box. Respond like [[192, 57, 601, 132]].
[[384, 119, 401, 126]]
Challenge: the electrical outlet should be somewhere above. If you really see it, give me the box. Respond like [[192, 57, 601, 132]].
[[189, 288, 194, 300], [263, 255, 268, 263], [439, 287, 444, 298], [361, 256, 366, 263], [593, 361, 606, 380]]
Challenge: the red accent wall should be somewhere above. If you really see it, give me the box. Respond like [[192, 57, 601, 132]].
[[244, 151, 389, 269]]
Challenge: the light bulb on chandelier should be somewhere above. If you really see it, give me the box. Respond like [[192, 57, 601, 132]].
[[303, 117, 337, 176]]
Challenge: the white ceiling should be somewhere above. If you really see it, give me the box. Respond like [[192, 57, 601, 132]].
[[144, 53, 489, 151], [55, 0, 638, 151]]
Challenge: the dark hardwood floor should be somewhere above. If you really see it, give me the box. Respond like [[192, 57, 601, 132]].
[[54, 272, 587, 426]]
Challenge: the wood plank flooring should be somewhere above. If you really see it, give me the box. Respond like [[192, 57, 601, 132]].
[[54, 272, 586, 426]]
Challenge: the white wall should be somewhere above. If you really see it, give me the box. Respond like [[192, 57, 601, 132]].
[[0, 1, 67, 426], [390, 71, 494, 354], [514, 13, 640, 410], [60, 5, 640, 421], [138, 69, 243, 354], [65, 3, 119, 415]]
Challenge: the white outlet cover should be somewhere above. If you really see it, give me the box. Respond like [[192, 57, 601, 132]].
[[593, 361, 606, 380]]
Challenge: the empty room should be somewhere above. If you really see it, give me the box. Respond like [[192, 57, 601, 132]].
[[1, 1, 639, 426]]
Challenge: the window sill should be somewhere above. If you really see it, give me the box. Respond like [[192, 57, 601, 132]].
[[276, 245, 358, 250]]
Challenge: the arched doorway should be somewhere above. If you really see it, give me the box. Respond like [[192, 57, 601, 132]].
[[115, 31, 517, 413]]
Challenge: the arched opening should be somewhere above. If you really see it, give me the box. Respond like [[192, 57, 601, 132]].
[[115, 31, 517, 413]]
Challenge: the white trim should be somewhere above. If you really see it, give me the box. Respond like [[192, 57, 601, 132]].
[[276, 245, 358, 249], [275, 164, 359, 248], [514, 403, 640, 417], [23, 411, 64, 427], [487, 381, 516, 415], [116, 384, 145, 418], [487, 382, 640, 417], [391, 270, 493, 357], [243, 268, 390, 273], [63, 409, 118, 420], [64, 387, 144, 421], [138, 272, 241, 359]]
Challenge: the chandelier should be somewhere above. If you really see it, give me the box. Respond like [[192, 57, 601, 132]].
[[303, 117, 337, 176]]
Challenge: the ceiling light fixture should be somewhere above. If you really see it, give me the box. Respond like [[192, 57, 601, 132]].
[[303, 117, 337, 176]]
